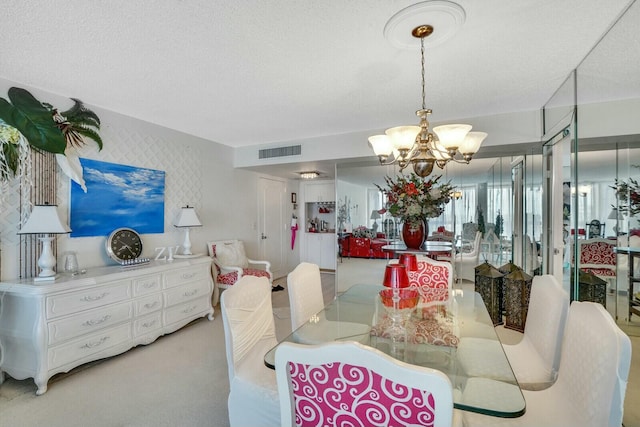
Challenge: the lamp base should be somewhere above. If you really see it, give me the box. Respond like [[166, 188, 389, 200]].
[[33, 275, 57, 283]]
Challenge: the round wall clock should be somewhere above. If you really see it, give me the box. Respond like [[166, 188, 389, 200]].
[[106, 228, 143, 263]]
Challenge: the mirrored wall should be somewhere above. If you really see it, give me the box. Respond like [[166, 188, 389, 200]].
[[553, 0, 640, 333]]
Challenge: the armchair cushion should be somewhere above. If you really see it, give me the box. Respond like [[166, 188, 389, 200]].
[[218, 269, 272, 286], [214, 241, 249, 268]]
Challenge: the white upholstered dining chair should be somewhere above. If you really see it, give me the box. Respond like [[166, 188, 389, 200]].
[[457, 274, 569, 390], [220, 275, 280, 426], [287, 262, 325, 331], [451, 231, 482, 282], [275, 341, 461, 427], [462, 301, 632, 427]]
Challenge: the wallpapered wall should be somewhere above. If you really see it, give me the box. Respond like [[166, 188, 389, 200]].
[[0, 79, 296, 281]]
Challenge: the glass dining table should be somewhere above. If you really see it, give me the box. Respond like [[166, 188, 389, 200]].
[[264, 284, 526, 418]]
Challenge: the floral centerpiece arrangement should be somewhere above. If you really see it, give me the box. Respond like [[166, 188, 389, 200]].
[[376, 173, 454, 230]]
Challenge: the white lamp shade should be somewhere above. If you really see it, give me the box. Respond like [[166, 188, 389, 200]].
[[368, 135, 393, 156], [459, 131, 487, 154], [174, 206, 202, 228], [608, 209, 624, 220], [370, 210, 381, 220], [18, 204, 71, 234], [385, 126, 420, 151], [433, 124, 472, 150]]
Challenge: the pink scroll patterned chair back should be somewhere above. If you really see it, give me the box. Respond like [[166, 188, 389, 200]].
[[275, 341, 456, 427], [577, 238, 616, 279], [408, 257, 453, 305]]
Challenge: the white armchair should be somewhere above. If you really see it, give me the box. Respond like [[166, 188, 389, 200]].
[[207, 240, 273, 297]]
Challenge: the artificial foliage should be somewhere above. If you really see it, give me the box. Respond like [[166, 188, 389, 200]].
[[376, 173, 454, 230], [0, 87, 103, 186], [614, 173, 640, 216]]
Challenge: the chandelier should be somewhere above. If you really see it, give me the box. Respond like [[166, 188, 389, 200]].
[[368, 24, 486, 178]]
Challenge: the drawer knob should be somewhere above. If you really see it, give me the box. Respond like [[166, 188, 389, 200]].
[[82, 315, 112, 327], [183, 289, 198, 297], [181, 273, 196, 279], [144, 301, 159, 309], [143, 282, 157, 289], [81, 292, 109, 302]]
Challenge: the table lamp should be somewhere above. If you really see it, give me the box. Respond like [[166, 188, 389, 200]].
[[370, 210, 381, 232], [608, 208, 624, 235], [174, 206, 202, 255], [18, 204, 71, 282], [399, 253, 418, 272], [382, 264, 409, 288]]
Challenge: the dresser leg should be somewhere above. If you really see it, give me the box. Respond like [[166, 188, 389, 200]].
[[0, 369, 5, 385], [35, 375, 48, 395], [207, 308, 215, 321]]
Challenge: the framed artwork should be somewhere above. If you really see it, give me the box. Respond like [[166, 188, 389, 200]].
[[70, 158, 165, 237], [291, 192, 297, 204]]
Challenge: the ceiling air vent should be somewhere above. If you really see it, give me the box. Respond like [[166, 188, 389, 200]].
[[259, 145, 301, 159]]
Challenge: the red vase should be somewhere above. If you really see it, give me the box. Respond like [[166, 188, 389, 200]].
[[402, 220, 428, 249]]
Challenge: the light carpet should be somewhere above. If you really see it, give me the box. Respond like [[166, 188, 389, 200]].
[[0, 316, 230, 427]]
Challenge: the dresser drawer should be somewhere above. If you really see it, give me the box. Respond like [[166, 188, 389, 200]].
[[133, 312, 162, 337], [164, 265, 210, 289], [48, 323, 132, 370], [164, 297, 211, 326], [135, 293, 163, 316], [133, 274, 162, 296], [46, 282, 132, 319], [48, 302, 133, 345], [164, 279, 212, 307]]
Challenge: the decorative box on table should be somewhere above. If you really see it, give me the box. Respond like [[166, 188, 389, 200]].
[[503, 268, 533, 332], [575, 268, 607, 306], [474, 261, 505, 326]]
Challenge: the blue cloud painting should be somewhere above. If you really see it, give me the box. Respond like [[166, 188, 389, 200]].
[[70, 159, 165, 237]]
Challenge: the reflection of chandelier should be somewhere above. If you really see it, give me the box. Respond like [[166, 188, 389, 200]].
[[368, 24, 486, 178]]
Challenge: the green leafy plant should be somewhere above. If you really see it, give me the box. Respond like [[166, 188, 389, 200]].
[[495, 210, 503, 236], [0, 87, 66, 154], [0, 87, 103, 188], [613, 168, 640, 216], [477, 206, 486, 236]]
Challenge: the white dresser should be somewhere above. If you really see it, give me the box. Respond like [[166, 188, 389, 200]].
[[0, 257, 214, 395]]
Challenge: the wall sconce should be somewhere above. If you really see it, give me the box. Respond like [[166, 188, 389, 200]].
[[18, 204, 71, 282], [174, 206, 202, 255], [453, 191, 462, 200]]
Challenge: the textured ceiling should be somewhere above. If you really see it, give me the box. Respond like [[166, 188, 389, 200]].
[[0, 0, 636, 151]]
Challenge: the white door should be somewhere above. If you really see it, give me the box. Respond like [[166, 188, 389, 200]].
[[258, 177, 286, 278]]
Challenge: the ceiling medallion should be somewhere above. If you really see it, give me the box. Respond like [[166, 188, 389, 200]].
[[383, 0, 466, 50]]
